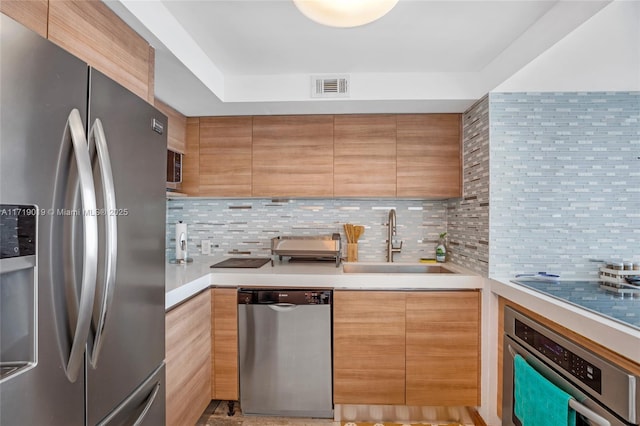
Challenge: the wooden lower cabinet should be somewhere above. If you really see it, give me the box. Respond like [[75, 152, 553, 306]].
[[333, 290, 480, 407], [212, 288, 239, 400], [334, 291, 407, 404], [406, 291, 480, 406], [165, 290, 212, 426]]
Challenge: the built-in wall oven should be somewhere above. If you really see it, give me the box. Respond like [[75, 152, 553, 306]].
[[503, 306, 639, 426]]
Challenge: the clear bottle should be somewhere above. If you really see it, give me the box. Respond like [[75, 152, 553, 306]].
[[435, 232, 447, 263]]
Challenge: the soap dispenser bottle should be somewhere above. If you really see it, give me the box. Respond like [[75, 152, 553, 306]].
[[435, 232, 447, 262]]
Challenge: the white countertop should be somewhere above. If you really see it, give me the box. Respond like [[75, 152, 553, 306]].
[[165, 258, 484, 310], [490, 276, 640, 363], [165, 259, 639, 363]]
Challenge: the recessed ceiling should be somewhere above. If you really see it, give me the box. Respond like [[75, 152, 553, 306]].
[[106, 0, 611, 116]]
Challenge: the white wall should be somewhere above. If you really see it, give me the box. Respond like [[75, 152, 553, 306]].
[[495, 0, 640, 92]]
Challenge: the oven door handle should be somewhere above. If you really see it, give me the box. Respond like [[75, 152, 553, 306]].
[[507, 344, 611, 426], [568, 399, 611, 426]]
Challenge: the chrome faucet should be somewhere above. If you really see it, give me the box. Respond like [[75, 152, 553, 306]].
[[386, 209, 402, 262]]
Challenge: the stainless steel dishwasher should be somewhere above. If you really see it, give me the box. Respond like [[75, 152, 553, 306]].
[[238, 288, 333, 418]]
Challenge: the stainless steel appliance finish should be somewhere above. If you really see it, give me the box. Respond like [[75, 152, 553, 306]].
[[1, 15, 166, 425], [166, 150, 182, 185], [0, 205, 38, 382], [271, 234, 341, 266], [238, 288, 333, 418], [386, 209, 402, 262], [503, 306, 639, 426]]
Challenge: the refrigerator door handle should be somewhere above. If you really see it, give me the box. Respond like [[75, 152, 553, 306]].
[[87, 118, 118, 368], [64, 109, 99, 382]]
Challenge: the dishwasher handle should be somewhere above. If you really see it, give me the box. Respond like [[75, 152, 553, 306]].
[[268, 303, 299, 312]]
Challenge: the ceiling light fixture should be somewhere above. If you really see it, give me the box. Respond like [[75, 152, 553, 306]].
[[293, 0, 399, 28]]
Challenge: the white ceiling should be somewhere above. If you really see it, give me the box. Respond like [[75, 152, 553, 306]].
[[105, 0, 611, 116]]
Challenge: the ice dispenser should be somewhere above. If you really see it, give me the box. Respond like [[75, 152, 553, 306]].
[[0, 204, 37, 381]]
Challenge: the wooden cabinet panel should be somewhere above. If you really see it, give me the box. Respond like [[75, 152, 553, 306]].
[[334, 291, 406, 404], [334, 115, 397, 197], [396, 114, 461, 198], [252, 115, 334, 197], [48, 0, 151, 101], [165, 291, 211, 426], [406, 291, 480, 406], [154, 99, 186, 154], [200, 117, 252, 197], [1, 0, 48, 37], [212, 288, 239, 400], [182, 117, 200, 196]]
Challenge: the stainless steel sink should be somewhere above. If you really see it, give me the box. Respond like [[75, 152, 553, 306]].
[[342, 263, 455, 274]]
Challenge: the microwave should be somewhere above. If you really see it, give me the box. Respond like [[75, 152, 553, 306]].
[[167, 150, 182, 186]]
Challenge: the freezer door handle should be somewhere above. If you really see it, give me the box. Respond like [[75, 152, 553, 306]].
[[87, 118, 118, 368], [64, 109, 99, 382], [96, 382, 161, 426], [133, 382, 161, 426]]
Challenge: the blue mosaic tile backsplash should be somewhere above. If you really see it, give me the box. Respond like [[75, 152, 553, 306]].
[[490, 92, 640, 278], [167, 198, 449, 263]]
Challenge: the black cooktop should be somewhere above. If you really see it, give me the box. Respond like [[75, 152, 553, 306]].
[[211, 257, 271, 269], [512, 279, 640, 330]]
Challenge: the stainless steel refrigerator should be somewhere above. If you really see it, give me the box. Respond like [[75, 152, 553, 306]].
[[0, 14, 166, 425]]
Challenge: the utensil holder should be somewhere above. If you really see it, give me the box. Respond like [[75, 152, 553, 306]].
[[347, 243, 358, 262]]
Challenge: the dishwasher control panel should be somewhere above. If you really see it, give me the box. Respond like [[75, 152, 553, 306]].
[[238, 289, 332, 305]]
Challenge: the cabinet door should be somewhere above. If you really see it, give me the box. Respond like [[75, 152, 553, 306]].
[[48, 0, 152, 101], [200, 117, 252, 197], [212, 288, 239, 400], [333, 291, 406, 405], [165, 291, 212, 426], [334, 115, 397, 197], [397, 114, 461, 198], [406, 291, 480, 406], [182, 117, 201, 196], [252, 115, 334, 197], [1, 0, 48, 37]]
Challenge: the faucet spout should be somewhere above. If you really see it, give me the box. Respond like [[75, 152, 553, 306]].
[[386, 209, 402, 262]]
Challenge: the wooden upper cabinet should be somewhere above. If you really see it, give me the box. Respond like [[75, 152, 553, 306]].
[[333, 291, 406, 405], [182, 117, 201, 196], [1, 0, 49, 37], [396, 114, 461, 198], [154, 99, 187, 153], [252, 115, 334, 197], [334, 115, 397, 197], [199, 117, 253, 197], [48, 0, 152, 102], [405, 291, 480, 406]]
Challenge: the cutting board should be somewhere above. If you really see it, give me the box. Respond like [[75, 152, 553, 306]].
[[210, 257, 271, 268]]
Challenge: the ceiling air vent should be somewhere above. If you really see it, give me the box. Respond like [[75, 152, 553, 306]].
[[311, 75, 350, 98]]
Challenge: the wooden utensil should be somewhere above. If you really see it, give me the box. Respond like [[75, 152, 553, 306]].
[[354, 225, 364, 241], [343, 223, 353, 243]]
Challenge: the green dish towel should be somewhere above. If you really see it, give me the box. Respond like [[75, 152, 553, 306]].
[[514, 354, 576, 426]]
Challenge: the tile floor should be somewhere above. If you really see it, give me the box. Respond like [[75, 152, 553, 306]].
[[196, 401, 340, 426], [196, 402, 475, 426]]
